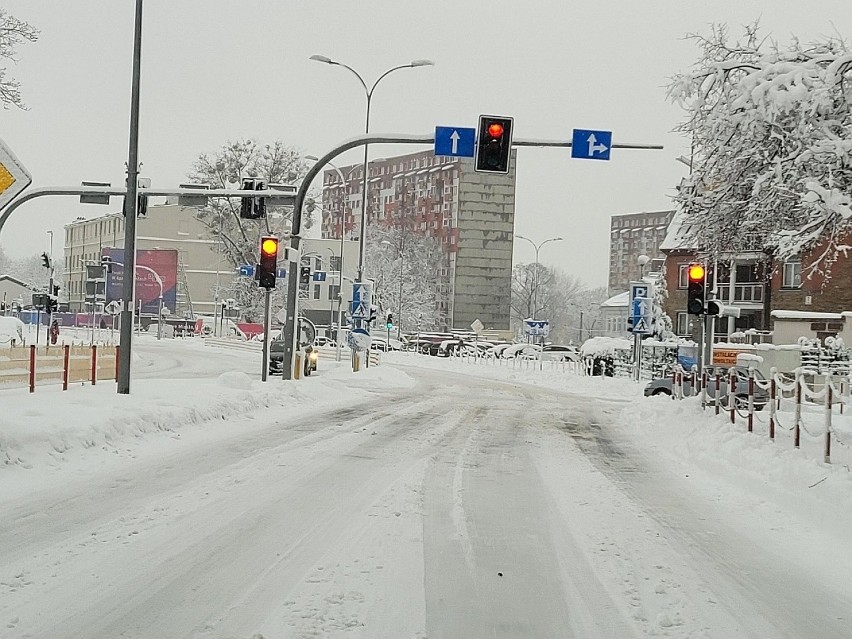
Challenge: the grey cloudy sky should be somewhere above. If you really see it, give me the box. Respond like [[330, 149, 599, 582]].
[[2, 0, 850, 287]]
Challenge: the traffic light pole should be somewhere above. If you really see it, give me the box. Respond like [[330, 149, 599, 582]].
[[282, 132, 663, 380], [261, 287, 271, 382]]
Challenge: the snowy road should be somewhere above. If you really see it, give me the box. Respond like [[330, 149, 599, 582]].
[[2, 362, 851, 638]]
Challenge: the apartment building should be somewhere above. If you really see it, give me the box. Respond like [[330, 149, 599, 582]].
[[297, 237, 360, 329], [608, 210, 674, 294], [63, 203, 226, 316], [320, 148, 517, 331]]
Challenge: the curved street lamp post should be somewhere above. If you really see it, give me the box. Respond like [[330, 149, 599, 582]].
[[309, 55, 434, 284], [513, 235, 563, 341]]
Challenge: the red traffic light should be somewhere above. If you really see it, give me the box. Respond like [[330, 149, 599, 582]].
[[487, 123, 504, 138], [261, 237, 278, 257], [688, 263, 705, 281]]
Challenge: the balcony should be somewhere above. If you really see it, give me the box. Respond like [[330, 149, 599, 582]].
[[715, 283, 764, 304]]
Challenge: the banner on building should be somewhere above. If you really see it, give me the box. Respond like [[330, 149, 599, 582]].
[[102, 248, 179, 315]]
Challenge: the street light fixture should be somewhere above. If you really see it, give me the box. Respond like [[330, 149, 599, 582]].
[[309, 55, 434, 284], [513, 235, 563, 327]]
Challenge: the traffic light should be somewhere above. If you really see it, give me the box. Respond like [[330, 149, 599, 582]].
[[41, 252, 51, 269], [101, 255, 113, 274], [706, 300, 741, 318], [475, 115, 513, 174], [299, 266, 311, 286], [240, 178, 267, 219], [386, 313, 393, 330], [257, 235, 279, 289], [137, 194, 148, 217], [686, 263, 707, 315]]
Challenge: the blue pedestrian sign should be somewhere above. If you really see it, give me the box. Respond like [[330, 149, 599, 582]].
[[351, 281, 373, 319], [276, 268, 287, 279], [523, 319, 550, 337], [434, 126, 476, 158], [238, 264, 255, 277], [628, 281, 653, 335], [571, 129, 612, 161]]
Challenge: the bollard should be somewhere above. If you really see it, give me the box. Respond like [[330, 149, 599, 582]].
[[294, 352, 303, 379], [825, 380, 832, 464], [748, 367, 754, 433], [715, 372, 721, 416], [63, 345, 70, 391], [769, 375, 776, 440], [794, 372, 802, 449], [91, 344, 98, 385], [29, 344, 36, 393], [115, 345, 120, 382], [729, 369, 736, 424]]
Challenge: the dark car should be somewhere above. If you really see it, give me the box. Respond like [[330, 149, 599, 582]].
[[269, 340, 318, 376], [644, 365, 768, 409]]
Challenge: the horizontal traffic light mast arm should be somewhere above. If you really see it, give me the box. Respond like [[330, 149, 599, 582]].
[[291, 132, 665, 236], [0, 186, 294, 236]]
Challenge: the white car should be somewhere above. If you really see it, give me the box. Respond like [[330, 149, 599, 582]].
[[501, 343, 542, 359], [540, 344, 580, 362]]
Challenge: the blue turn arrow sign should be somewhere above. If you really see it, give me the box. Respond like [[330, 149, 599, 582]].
[[571, 129, 612, 161]]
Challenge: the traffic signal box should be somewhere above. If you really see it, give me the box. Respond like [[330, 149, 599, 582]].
[[386, 313, 393, 330], [686, 263, 706, 315], [240, 178, 267, 219], [475, 115, 514, 174], [257, 236, 279, 289]]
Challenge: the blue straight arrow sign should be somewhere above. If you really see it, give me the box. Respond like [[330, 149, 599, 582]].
[[434, 126, 476, 158]]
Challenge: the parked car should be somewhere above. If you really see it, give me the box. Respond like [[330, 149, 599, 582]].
[[0, 316, 25, 346], [540, 344, 580, 362], [501, 344, 542, 359], [644, 365, 768, 409]]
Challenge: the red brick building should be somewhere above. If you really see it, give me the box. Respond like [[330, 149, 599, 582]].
[[661, 211, 852, 342]]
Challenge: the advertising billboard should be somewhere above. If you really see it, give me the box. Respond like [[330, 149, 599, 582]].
[[102, 248, 179, 315]]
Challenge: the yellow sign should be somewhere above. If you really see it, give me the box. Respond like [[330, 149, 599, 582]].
[[0, 137, 32, 212], [713, 348, 745, 366], [0, 162, 14, 193]]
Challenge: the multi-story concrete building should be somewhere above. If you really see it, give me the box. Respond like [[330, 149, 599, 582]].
[[320, 149, 517, 331], [63, 203, 225, 316], [608, 210, 674, 294]]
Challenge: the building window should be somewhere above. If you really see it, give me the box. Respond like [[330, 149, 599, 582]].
[[329, 256, 341, 272], [313, 285, 321, 300], [328, 284, 340, 301], [678, 264, 690, 289], [314, 257, 322, 271], [782, 260, 802, 288], [676, 312, 690, 336]]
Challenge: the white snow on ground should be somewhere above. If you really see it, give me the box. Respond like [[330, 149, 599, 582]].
[[2, 339, 851, 638]]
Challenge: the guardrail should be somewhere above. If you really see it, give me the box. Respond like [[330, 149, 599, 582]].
[[671, 365, 851, 464], [0, 344, 118, 392]]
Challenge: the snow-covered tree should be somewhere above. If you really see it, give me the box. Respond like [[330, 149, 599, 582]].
[[511, 264, 585, 341], [364, 225, 445, 332], [649, 272, 674, 341], [0, 9, 38, 109], [668, 23, 852, 277], [185, 139, 313, 320]]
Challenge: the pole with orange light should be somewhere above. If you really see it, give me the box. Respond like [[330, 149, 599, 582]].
[[258, 235, 279, 381]]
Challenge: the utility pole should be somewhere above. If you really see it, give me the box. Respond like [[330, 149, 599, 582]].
[[117, 0, 143, 394]]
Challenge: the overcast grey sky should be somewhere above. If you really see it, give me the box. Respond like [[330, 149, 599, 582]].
[[2, 1, 850, 287]]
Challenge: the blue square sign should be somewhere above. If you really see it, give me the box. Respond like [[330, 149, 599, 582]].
[[571, 129, 612, 160], [434, 126, 476, 158]]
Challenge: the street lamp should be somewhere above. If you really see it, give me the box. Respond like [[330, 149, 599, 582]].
[[309, 55, 434, 283], [513, 235, 563, 322], [638, 254, 650, 279]]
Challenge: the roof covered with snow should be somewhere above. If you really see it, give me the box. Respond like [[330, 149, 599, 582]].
[[771, 310, 846, 320], [659, 209, 698, 252], [600, 291, 629, 308]]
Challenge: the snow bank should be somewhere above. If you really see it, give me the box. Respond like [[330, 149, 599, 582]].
[[579, 337, 632, 357]]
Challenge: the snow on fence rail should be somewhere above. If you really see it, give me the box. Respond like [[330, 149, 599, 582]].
[[671, 365, 852, 465], [0, 344, 117, 392]]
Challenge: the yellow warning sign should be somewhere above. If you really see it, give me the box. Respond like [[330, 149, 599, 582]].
[[0, 162, 15, 193]]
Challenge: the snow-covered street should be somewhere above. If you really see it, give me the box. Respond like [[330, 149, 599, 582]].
[[2, 341, 851, 638]]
